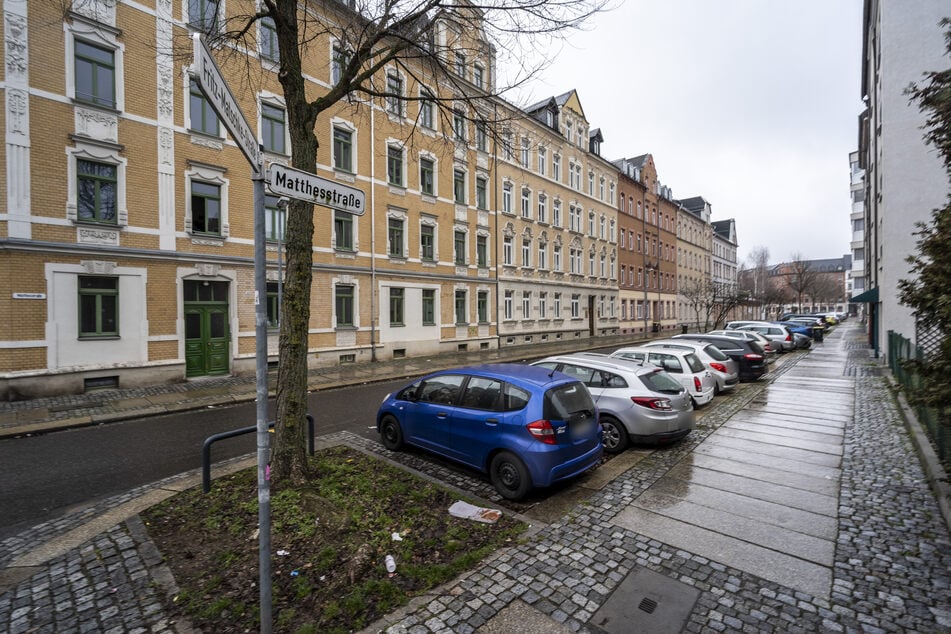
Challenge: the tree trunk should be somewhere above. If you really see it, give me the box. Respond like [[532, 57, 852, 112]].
[[270, 0, 318, 484]]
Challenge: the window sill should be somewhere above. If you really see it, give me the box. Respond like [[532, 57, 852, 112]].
[[78, 335, 120, 341]]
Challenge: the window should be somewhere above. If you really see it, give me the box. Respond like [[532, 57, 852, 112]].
[[553, 200, 562, 227], [568, 162, 578, 189], [537, 194, 547, 223], [503, 236, 513, 265], [260, 17, 279, 62], [588, 251, 595, 276], [521, 239, 531, 267], [455, 52, 466, 78], [266, 282, 280, 329], [521, 138, 530, 168], [420, 157, 435, 195], [571, 294, 580, 318], [335, 285, 354, 327], [189, 80, 218, 135], [332, 44, 350, 85], [191, 181, 221, 235], [188, 0, 219, 32], [538, 242, 547, 269], [261, 102, 286, 154], [420, 91, 435, 129], [503, 290, 513, 320], [422, 289, 436, 325], [502, 183, 513, 214], [588, 212, 595, 236], [265, 195, 285, 241], [455, 290, 467, 324], [552, 154, 561, 182], [387, 146, 403, 186], [477, 291, 488, 323], [388, 218, 404, 257], [78, 276, 118, 337], [502, 131, 513, 161], [454, 230, 467, 265], [599, 216, 606, 239], [389, 288, 404, 325], [420, 224, 435, 261], [553, 244, 562, 271], [554, 293, 561, 318], [477, 235, 488, 268], [521, 188, 531, 218], [77, 159, 117, 224], [333, 126, 353, 172], [453, 108, 467, 142], [476, 176, 487, 209], [386, 72, 403, 115], [334, 211, 353, 251], [453, 168, 466, 204], [473, 65, 485, 89], [476, 120, 488, 152], [539, 292, 547, 319], [522, 291, 531, 318], [538, 147, 547, 176], [75, 40, 115, 108]]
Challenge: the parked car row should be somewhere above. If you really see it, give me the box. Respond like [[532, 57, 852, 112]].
[[374, 316, 829, 500]]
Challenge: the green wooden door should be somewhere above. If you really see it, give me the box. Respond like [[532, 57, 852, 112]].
[[184, 281, 230, 377]]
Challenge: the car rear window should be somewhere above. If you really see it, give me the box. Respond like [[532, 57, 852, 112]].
[[639, 369, 682, 394], [544, 382, 595, 420], [685, 353, 705, 373], [703, 345, 729, 361]]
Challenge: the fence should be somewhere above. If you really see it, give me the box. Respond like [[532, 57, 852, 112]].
[[888, 330, 949, 464]]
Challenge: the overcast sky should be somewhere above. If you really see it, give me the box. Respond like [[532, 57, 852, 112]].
[[507, 0, 864, 266]]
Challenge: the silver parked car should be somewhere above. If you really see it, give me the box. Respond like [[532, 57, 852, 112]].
[[531, 353, 695, 453], [607, 346, 716, 407], [707, 329, 778, 362], [734, 323, 795, 353], [621, 340, 739, 395]]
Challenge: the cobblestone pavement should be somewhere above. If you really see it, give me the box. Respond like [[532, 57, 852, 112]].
[[1, 323, 950, 633]]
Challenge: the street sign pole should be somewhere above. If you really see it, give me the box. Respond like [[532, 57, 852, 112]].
[[190, 33, 272, 634]]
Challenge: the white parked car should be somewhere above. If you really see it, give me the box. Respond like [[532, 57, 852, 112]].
[[609, 346, 716, 407], [628, 339, 739, 395]]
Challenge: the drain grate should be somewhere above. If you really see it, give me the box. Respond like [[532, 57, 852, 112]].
[[589, 566, 700, 634]]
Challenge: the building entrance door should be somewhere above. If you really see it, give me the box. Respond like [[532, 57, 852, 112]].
[[184, 281, 230, 377]]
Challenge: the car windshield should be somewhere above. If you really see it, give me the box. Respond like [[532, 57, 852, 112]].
[[544, 382, 595, 420], [639, 369, 682, 394]]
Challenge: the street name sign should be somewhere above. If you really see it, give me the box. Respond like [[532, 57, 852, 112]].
[[191, 34, 261, 169], [267, 164, 366, 215]]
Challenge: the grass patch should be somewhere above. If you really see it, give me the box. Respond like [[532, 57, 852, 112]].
[[142, 446, 526, 632]]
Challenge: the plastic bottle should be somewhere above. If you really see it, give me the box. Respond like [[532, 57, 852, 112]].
[[385, 554, 396, 574]]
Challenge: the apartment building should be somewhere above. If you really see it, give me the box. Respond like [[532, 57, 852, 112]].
[[495, 91, 618, 346], [1, 0, 499, 398], [675, 196, 714, 327], [858, 0, 947, 357], [848, 150, 867, 318], [614, 155, 680, 335]]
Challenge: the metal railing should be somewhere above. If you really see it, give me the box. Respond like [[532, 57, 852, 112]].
[[202, 414, 315, 493], [888, 331, 949, 464]]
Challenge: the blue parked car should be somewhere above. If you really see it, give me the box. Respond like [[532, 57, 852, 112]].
[[376, 364, 603, 500]]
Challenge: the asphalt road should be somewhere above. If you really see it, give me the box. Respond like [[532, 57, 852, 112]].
[[0, 378, 405, 540]]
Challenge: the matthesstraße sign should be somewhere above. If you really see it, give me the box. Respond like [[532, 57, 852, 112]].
[[267, 164, 366, 215]]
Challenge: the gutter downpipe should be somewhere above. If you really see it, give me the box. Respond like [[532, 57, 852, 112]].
[[370, 106, 377, 361]]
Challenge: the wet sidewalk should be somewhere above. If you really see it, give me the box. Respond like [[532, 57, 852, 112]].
[[2, 322, 951, 633]]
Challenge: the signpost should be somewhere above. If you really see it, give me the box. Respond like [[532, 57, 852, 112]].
[[189, 34, 272, 634]]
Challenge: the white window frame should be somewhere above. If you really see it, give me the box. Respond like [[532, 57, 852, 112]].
[[66, 14, 126, 112], [185, 162, 230, 238], [66, 139, 129, 226]]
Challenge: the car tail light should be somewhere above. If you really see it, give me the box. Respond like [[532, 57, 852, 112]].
[[527, 419, 557, 445], [744, 353, 764, 361], [632, 396, 673, 411], [710, 362, 727, 373], [693, 376, 702, 392], [785, 334, 792, 342]]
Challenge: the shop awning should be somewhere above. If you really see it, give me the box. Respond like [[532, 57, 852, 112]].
[[851, 287, 879, 303]]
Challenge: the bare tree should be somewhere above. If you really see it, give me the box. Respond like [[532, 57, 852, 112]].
[[203, 0, 610, 483], [680, 278, 742, 331], [785, 252, 818, 313]]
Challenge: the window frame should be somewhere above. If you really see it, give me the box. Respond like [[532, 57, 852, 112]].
[[332, 124, 354, 173], [78, 275, 119, 338], [389, 287, 405, 326], [333, 210, 354, 251], [335, 284, 354, 328], [261, 100, 287, 155]]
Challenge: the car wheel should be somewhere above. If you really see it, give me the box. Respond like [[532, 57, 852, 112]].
[[599, 416, 629, 454], [489, 451, 532, 501], [379, 415, 404, 451]]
